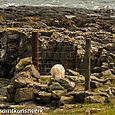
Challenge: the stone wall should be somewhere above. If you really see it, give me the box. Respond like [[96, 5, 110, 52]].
[[0, 28, 115, 77], [0, 30, 32, 77]]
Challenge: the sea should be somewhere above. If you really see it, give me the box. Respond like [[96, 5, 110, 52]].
[[0, 0, 115, 9]]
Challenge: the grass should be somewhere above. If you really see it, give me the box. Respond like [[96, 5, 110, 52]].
[[46, 103, 115, 115]]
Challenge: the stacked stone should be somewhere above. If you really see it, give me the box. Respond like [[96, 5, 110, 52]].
[[6, 57, 115, 106]]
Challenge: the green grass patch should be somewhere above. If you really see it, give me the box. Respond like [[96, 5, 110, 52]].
[[47, 103, 115, 115]]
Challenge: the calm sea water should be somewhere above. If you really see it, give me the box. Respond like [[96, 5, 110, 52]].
[[0, 0, 115, 9]]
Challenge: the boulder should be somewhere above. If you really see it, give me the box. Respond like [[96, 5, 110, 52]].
[[101, 62, 109, 70], [39, 76, 52, 84], [6, 85, 15, 102], [14, 87, 35, 103], [68, 91, 96, 103], [56, 78, 76, 91], [90, 81, 103, 89], [33, 83, 49, 91], [102, 70, 113, 77], [104, 43, 115, 51], [60, 96, 74, 104], [37, 91, 52, 103], [93, 67, 102, 73], [49, 82, 64, 91], [51, 90, 67, 99], [85, 96, 105, 103], [68, 91, 85, 103], [23, 64, 40, 80], [15, 57, 32, 72], [91, 73, 101, 78], [66, 75, 84, 83], [11, 71, 33, 88], [32, 82, 48, 91], [66, 69, 80, 76]]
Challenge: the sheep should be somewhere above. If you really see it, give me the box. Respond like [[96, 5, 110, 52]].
[[50, 64, 65, 80]]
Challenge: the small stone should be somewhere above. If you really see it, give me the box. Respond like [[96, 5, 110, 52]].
[[85, 96, 105, 103], [85, 108, 102, 114]]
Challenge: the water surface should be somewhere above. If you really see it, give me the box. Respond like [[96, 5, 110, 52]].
[[0, 0, 115, 9]]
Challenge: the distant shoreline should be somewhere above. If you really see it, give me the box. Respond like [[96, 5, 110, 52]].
[[0, 5, 114, 20]]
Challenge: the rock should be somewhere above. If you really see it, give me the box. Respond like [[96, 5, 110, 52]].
[[102, 69, 113, 77], [110, 69, 115, 75], [111, 87, 115, 95], [6, 85, 15, 102], [49, 82, 64, 91], [85, 96, 105, 103], [7, 31, 19, 39], [14, 87, 35, 103], [91, 73, 101, 78], [104, 43, 115, 51], [30, 82, 47, 91], [85, 108, 102, 114], [56, 78, 76, 91], [66, 69, 80, 76], [93, 67, 102, 73], [101, 62, 109, 70], [68, 91, 85, 103], [37, 91, 52, 103], [66, 75, 84, 83], [0, 104, 10, 109], [11, 71, 33, 88], [90, 81, 103, 89], [51, 90, 67, 99], [60, 96, 74, 104], [32, 83, 49, 91], [23, 64, 40, 80], [15, 57, 32, 72], [39, 76, 52, 84], [40, 30, 53, 37], [0, 95, 7, 102], [99, 92, 111, 98]]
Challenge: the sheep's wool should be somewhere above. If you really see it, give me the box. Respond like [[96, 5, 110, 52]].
[[50, 64, 65, 80]]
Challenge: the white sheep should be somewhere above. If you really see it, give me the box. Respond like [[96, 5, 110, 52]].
[[50, 64, 65, 80]]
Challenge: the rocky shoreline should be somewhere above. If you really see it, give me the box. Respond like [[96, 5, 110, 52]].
[[0, 6, 115, 114]]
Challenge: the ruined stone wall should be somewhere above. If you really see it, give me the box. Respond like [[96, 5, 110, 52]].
[[0, 30, 78, 77], [0, 30, 32, 77], [0, 28, 115, 77]]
